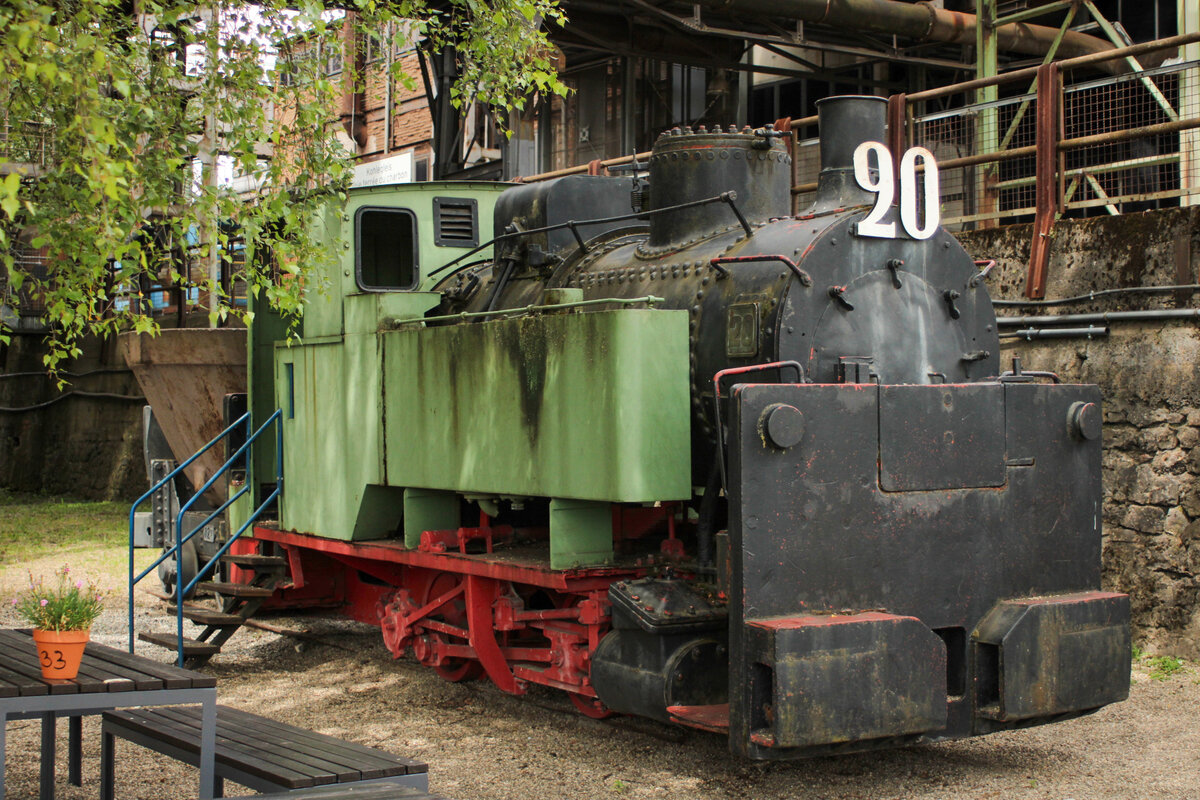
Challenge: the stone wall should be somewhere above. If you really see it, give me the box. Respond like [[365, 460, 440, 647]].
[[957, 206, 1200, 657]]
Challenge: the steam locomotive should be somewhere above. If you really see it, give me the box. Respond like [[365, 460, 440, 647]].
[[130, 95, 1130, 760]]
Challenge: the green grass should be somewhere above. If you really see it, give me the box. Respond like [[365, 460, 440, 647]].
[[1132, 643, 1189, 682], [1146, 655, 1186, 681], [0, 489, 132, 564]]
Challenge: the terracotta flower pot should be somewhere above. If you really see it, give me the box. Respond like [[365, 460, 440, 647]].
[[31, 628, 91, 680]]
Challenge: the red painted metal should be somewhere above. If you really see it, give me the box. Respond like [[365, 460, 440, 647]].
[[253, 526, 631, 591], [714, 361, 805, 400], [252, 525, 640, 706], [419, 525, 513, 554], [747, 611, 908, 630], [568, 692, 613, 719], [282, 544, 306, 589], [667, 703, 730, 733], [465, 575, 521, 693], [1026, 62, 1061, 299], [228, 536, 257, 586], [660, 505, 685, 558]]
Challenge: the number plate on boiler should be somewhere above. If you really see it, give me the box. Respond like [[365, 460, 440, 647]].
[[727, 303, 760, 358]]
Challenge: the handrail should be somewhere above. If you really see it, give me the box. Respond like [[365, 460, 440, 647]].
[[170, 409, 283, 665], [127, 411, 250, 653], [127, 408, 284, 667]]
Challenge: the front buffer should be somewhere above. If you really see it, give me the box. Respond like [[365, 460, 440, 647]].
[[726, 379, 1129, 759]]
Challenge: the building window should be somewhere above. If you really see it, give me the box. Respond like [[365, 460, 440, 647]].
[[365, 32, 385, 64], [355, 207, 418, 290], [326, 48, 343, 76]]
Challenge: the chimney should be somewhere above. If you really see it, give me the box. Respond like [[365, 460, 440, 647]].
[[809, 95, 888, 213]]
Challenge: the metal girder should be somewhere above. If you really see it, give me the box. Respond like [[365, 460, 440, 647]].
[[1081, 0, 1178, 122], [997, 3, 1078, 153]]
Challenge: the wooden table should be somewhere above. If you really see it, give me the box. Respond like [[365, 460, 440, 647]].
[[0, 629, 218, 800]]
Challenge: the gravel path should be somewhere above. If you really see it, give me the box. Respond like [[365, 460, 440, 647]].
[[2, 549, 1198, 800]]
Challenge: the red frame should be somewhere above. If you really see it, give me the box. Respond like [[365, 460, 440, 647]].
[[249, 520, 658, 710]]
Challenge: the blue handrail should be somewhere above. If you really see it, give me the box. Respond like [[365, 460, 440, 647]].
[[128, 408, 284, 666]]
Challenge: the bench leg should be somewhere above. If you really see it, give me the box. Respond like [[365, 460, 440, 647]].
[[39, 712, 54, 800], [1, 710, 8, 800], [69, 716, 82, 787], [198, 699, 216, 800], [100, 729, 114, 800]]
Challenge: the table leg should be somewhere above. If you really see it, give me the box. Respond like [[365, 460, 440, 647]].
[[100, 728, 114, 800], [68, 716, 81, 787], [198, 698, 216, 800], [39, 712, 55, 800]]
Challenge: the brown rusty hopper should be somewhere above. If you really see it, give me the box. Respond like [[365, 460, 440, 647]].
[[119, 329, 247, 505]]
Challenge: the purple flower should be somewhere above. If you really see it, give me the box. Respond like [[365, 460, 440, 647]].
[[75, 580, 84, 589], [40, 599, 48, 607]]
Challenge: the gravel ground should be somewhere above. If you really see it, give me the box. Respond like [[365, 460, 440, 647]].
[[2, 548, 1199, 800]]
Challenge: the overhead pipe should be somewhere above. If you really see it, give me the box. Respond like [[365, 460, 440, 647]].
[[688, 0, 1115, 62]]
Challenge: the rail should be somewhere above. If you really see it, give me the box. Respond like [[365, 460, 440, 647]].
[[127, 408, 283, 665]]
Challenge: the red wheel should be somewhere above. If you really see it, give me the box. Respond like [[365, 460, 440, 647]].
[[569, 692, 614, 719], [421, 572, 482, 683]]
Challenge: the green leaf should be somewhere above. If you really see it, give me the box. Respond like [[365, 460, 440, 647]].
[[0, 173, 20, 220]]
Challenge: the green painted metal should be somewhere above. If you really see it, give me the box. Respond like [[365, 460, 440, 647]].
[[997, 4, 1078, 153], [382, 308, 692, 504], [975, 0, 1000, 222], [993, 0, 1075, 27], [261, 181, 509, 541], [403, 489, 461, 549], [398, 295, 663, 326], [549, 498, 613, 569], [1081, 0, 1178, 121], [275, 334, 386, 539], [301, 182, 507, 340]]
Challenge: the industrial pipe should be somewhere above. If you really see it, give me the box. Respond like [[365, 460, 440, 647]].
[[1000, 325, 1109, 340], [690, 0, 1114, 61], [997, 309, 1200, 326], [993, 284, 1200, 307]]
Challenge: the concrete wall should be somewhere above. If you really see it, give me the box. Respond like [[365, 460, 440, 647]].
[[957, 207, 1200, 657], [0, 334, 145, 501]]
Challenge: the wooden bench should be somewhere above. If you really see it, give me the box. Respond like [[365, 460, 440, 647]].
[[100, 705, 429, 799], [222, 784, 453, 799]]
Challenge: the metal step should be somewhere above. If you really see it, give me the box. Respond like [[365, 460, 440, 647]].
[[196, 581, 276, 598], [222, 553, 287, 568], [166, 605, 246, 626], [138, 632, 221, 657]]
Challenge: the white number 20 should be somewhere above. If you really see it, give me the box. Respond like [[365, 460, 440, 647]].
[[852, 142, 940, 240]]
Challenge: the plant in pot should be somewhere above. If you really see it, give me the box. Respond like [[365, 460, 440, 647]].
[[13, 566, 104, 680]]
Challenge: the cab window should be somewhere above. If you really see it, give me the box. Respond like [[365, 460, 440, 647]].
[[356, 207, 418, 290]]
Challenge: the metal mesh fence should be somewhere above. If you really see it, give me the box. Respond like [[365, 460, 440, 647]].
[[1060, 60, 1200, 212], [898, 58, 1200, 228], [911, 90, 1041, 227]]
